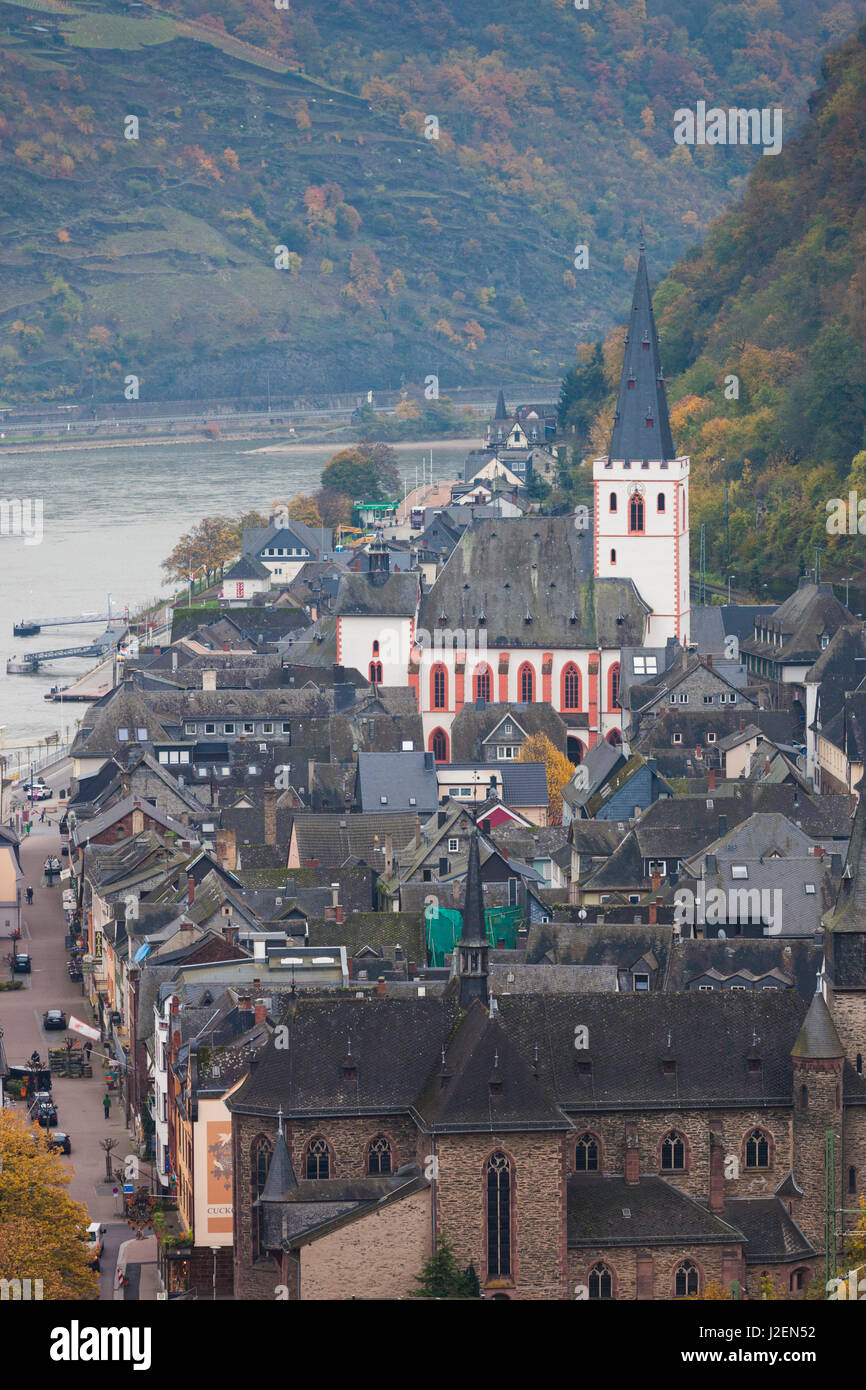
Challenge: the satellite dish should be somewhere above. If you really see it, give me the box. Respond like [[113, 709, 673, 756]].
[[717, 929, 726, 939]]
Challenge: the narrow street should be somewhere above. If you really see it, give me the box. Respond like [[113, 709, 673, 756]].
[[1, 799, 145, 1298]]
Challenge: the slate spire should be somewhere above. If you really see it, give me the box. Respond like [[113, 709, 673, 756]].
[[494, 388, 509, 421], [608, 239, 675, 463], [457, 830, 489, 1007]]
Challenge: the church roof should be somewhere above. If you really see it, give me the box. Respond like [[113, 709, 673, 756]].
[[419, 516, 648, 649], [608, 243, 675, 463]]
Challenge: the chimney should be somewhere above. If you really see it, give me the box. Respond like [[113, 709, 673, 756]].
[[438, 810, 447, 828], [377, 978, 387, 996], [384, 833, 394, 878], [708, 768, 716, 791], [625, 1122, 639, 1186], [132, 806, 144, 835], [254, 998, 267, 1025], [202, 669, 217, 691], [648, 901, 657, 924], [238, 994, 252, 1014], [264, 787, 277, 846], [223, 641, 231, 652], [764, 757, 771, 775], [813, 845, 824, 858], [706, 653, 713, 668], [187, 874, 195, 906], [651, 866, 661, 892], [215, 828, 237, 872], [739, 715, 744, 731]]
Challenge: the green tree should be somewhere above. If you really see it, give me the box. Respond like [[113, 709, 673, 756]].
[[410, 1234, 481, 1298]]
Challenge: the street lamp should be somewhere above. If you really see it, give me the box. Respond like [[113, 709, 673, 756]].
[[841, 577, 853, 608], [727, 575, 735, 605]]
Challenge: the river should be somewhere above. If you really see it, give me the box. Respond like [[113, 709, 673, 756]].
[[0, 436, 470, 746]]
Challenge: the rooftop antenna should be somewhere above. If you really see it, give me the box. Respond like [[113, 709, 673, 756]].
[[277, 1105, 284, 1137]]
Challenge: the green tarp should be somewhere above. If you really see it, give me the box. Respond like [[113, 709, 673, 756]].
[[424, 905, 521, 967]]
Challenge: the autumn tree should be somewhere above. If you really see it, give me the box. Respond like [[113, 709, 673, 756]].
[[518, 732, 574, 825], [321, 442, 399, 502], [0, 1108, 99, 1299], [285, 493, 322, 527], [313, 487, 354, 528]]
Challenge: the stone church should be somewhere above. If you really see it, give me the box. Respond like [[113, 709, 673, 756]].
[[228, 805, 866, 1300]]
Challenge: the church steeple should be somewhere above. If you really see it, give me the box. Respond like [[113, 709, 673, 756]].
[[456, 830, 489, 1008], [609, 239, 675, 463]]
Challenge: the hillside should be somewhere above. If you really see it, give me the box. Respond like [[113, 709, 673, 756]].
[[640, 23, 866, 602], [1, 0, 864, 403]]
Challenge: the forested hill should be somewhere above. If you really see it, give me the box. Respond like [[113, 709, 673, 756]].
[[1, 0, 863, 404], [645, 23, 866, 600]]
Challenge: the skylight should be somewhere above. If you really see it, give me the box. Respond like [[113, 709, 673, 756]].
[[731, 865, 748, 879]]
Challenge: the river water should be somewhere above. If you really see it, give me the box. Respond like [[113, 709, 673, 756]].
[[0, 436, 469, 746]]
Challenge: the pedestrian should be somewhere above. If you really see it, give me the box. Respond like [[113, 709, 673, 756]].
[[103, 1093, 111, 1120], [25, 886, 33, 905], [39, 809, 45, 823], [84, 1040, 93, 1063]]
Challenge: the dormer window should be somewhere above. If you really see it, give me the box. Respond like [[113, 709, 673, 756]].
[[662, 1059, 676, 1075]]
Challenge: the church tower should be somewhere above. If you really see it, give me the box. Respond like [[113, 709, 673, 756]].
[[593, 238, 690, 645], [455, 830, 489, 1008]]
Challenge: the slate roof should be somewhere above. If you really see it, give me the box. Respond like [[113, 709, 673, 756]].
[[790, 991, 843, 1058], [450, 702, 568, 761], [334, 570, 419, 617], [741, 581, 853, 666], [563, 741, 623, 811], [607, 244, 676, 463], [356, 751, 438, 814], [804, 622, 866, 684], [567, 1175, 740, 1247], [413, 1003, 572, 1133], [819, 691, 866, 764], [291, 813, 421, 868], [225, 554, 271, 582], [418, 516, 649, 649], [722, 1198, 815, 1263], [664, 939, 823, 999]]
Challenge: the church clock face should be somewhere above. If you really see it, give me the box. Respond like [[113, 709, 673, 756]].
[[628, 482, 646, 497]]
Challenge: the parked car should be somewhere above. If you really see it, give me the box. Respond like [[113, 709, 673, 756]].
[[12, 952, 31, 974], [27, 785, 51, 802], [84, 1222, 105, 1270], [46, 1131, 71, 1155], [43, 1009, 67, 1030], [22, 778, 46, 794], [29, 1094, 58, 1127]]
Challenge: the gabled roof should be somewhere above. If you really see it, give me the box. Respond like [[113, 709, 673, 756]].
[[334, 570, 419, 618], [722, 1197, 815, 1263], [741, 581, 853, 666], [356, 751, 438, 813], [413, 1003, 571, 1133]]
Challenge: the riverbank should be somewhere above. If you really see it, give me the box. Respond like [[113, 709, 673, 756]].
[[0, 426, 480, 457]]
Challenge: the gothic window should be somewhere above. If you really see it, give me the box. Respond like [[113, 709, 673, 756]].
[[657, 492, 666, 512], [250, 1134, 273, 1262], [430, 727, 449, 763], [372, 640, 379, 654], [609, 492, 617, 512], [368, 661, 383, 683], [799, 1084, 808, 1110], [562, 663, 581, 711], [486, 1151, 512, 1278], [367, 1135, 392, 1175], [629, 493, 645, 534], [518, 663, 534, 702], [431, 664, 448, 710], [848, 1166, 857, 1194], [660, 1129, 686, 1171], [608, 663, 621, 711], [575, 1132, 599, 1173], [305, 1135, 331, 1180], [588, 1262, 613, 1299], [610, 548, 616, 564], [474, 664, 492, 702], [745, 1128, 770, 1169], [674, 1260, 699, 1297]]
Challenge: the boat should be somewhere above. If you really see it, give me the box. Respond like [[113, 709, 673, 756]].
[[13, 620, 40, 636], [44, 856, 61, 874]]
